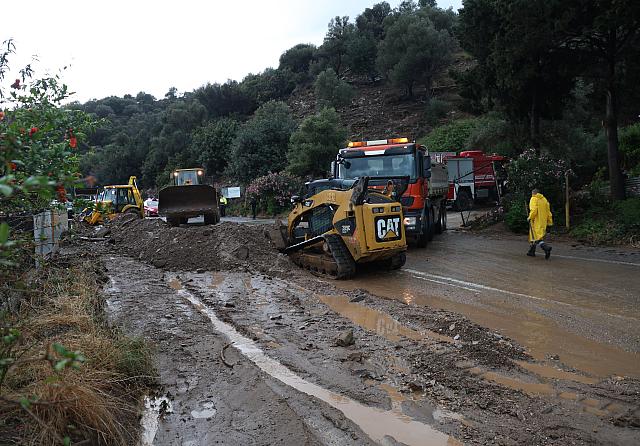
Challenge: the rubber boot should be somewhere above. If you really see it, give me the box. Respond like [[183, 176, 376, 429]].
[[526, 244, 536, 257], [540, 242, 552, 260]]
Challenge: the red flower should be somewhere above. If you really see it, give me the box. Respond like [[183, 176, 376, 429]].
[[0, 111, 4, 121], [29, 127, 38, 136], [8, 162, 17, 171], [69, 136, 77, 148], [11, 79, 20, 89]]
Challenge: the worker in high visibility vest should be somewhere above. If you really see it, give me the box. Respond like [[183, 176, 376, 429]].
[[219, 194, 228, 217]]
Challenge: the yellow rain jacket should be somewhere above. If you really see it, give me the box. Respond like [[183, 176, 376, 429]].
[[219, 195, 228, 205], [528, 193, 553, 242]]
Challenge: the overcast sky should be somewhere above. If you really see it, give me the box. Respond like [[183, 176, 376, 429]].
[[3, 0, 462, 103]]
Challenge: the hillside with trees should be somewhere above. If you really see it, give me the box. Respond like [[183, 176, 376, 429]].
[[69, 0, 639, 239]]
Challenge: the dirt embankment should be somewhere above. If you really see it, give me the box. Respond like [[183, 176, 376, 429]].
[[78, 217, 640, 445]]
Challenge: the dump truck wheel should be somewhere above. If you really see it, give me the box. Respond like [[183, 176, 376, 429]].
[[435, 203, 447, 234], [416, 210, 428, 248], [427, 207, 435, 241]]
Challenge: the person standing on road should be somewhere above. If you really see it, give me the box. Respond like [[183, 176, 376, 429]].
[[527, 188, 553, 259], [219, 193, 228, 217], [250, 196, 258, 220]]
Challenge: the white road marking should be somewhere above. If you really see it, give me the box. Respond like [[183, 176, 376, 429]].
[[553, 254, 640, 267], [410, 275, 478, 293], [402, 269, 639, 322]]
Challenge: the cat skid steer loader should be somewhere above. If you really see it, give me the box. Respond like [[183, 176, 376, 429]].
[[268, 176, 408, 279]]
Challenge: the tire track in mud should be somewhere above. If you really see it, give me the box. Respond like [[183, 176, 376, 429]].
[[103, 255, 375, 446], [169, 274, 461, 446], [178, 270, 640, 446]]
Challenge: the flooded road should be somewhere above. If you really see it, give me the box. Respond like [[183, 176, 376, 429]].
[[338, 231, 640, 378]]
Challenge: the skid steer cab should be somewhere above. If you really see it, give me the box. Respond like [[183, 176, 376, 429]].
[[83, 176, 144, 225], [158, 167, 220, 226]]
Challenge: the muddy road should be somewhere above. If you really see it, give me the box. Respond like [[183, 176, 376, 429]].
[[340, 230, 640, 379], [86, 217, 639, 445]]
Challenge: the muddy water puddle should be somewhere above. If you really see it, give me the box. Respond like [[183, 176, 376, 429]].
[[468, 366, 629, 417], [336, 273, 640, 378], [316, 293, 609, 412], [317, 294, 452, 344], [168, 275, 461, 446]]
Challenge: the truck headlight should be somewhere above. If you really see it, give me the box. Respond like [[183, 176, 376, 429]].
[[404, 217, 416, 226]]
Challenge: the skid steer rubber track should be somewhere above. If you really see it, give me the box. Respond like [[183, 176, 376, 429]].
[[291, 234, 356, 280]]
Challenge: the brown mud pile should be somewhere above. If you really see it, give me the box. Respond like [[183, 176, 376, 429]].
[[103, 218, 291, 274]]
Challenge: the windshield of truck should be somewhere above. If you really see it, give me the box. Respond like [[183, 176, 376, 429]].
[[176, 170, 200, 186], [338, 154, 416, 180]]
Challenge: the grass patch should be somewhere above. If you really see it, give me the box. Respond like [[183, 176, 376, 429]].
[[0, 259, 155, 445]]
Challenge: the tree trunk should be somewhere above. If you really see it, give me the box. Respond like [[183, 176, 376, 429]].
[[424, 76, 433, 104], [530, 89, 541, 151], [605, 82, 626, 200], [605, 29, 626, 200]]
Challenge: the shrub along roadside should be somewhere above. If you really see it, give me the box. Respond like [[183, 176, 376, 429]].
[[570, 197, 640, 246], [0, 258, 155, 445]]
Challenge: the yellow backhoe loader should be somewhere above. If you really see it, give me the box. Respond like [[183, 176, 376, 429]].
[[83, 176, 144, 225], [158, 167, 219, 226], [269, 176, 408, 279]]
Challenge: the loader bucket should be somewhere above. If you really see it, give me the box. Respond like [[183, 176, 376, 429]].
[[265, 219, 288, 251], [158, 184, 218, 219]]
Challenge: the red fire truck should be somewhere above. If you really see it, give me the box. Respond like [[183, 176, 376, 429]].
[[332, 138, 449, 247], [439, 150, 507, 210]]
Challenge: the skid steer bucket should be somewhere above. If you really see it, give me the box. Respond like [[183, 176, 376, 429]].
[[158, 184, 218, 219], [265, 219, 289, 250]]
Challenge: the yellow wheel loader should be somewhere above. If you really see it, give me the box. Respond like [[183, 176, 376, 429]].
[[158, 167, 220, 226], [83, 176, 144, 225], [269, 176, 408, 279]]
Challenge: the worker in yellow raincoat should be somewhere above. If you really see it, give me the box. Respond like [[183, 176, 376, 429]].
[[527, 189, 553, 259]]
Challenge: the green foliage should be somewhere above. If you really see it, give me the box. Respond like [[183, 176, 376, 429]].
[[228, 101, 296, 184], [465, 113, 528, 157], [419, 118, 478, 152], [423, 99, 451, 125], [614, 198, 640, 230], [570, 218, 622, 244], [245, 172, 304, 215], [506, 148, 569, 210], [1, 40, 97, 270], [319, 16, 355, 75], [504, 195, 529, 234], [344, 33, 379, 79], [314, 69, 355, 108], [377, 11, 456, 97], [189, 117, 239, 177], [279, 44, 317, 80], [193, 80, 256, 119], [241, 68, 296, 106], [287, 107, 347, 177], [619, 123, 640, 175], [115, 337, 153, 379]]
